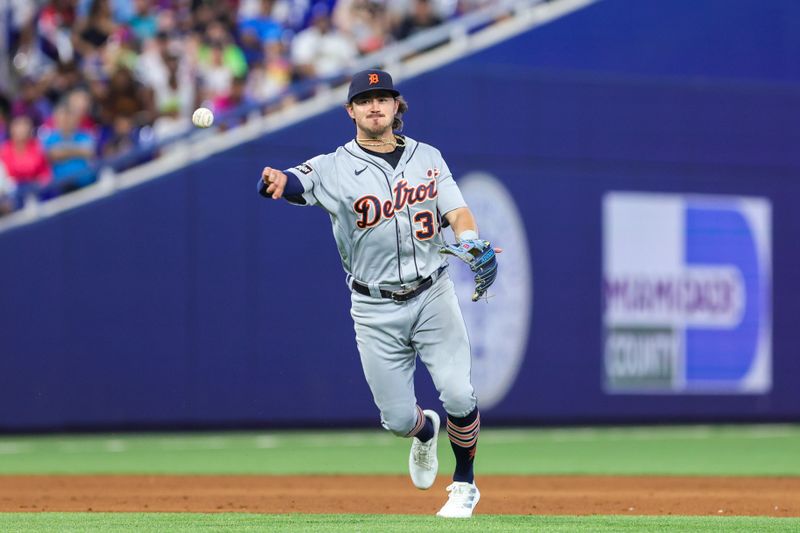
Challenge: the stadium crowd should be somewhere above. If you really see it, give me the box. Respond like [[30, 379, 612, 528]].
[[0, 0, 493, 216]]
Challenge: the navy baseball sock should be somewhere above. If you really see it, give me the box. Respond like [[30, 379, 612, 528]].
[[447, 407, 480, 483], [408, 406, 435, 442], [415, 416, 435, 443]]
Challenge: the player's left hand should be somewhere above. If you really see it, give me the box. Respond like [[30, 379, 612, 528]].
[[440, 239, 499, 302]]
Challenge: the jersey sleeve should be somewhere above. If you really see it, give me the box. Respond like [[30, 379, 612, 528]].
[[435, 156, 467, 216], [283, 154, 336, 210]]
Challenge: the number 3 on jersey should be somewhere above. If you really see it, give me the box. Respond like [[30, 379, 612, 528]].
[[413, 210, 435, 240]]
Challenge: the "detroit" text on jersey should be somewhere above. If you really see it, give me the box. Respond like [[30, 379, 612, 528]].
[[353, 178, 439, 229]]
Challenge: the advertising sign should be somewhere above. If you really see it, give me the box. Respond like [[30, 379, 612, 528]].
[[603, 192, 771, 393]]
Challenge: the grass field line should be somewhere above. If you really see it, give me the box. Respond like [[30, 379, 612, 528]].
[[0, 432, 398, 455], [0, 425, 796, 456], [0, 442, 31, 454], [489, 425, 800, 443]]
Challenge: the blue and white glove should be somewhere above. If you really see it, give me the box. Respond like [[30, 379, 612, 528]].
[[440, 236, 498, 302]]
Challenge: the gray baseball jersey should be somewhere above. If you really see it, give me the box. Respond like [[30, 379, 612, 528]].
[[282, 135, 477, 435], [286, 137, 467, 286]]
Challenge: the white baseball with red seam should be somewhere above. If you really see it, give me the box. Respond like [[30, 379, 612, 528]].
[[192, 107, 214, 128]]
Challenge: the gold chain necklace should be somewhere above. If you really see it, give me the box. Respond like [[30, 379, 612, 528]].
[[356, 135, 406, 149]]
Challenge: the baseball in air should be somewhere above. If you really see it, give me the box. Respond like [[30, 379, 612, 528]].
[[192, 107, 214, 128]]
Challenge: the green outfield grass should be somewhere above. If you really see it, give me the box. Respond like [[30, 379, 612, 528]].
[[2, 425, 799, 532], [0, 513, 798, 532], [0, 425, 798, 475]]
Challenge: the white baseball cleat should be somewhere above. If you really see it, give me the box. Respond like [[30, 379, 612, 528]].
[[436, 482, 481, 518], [408, 409, 440, 489]]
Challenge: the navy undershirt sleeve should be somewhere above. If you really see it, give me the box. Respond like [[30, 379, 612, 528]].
[[256, 170, 305, 198], [283, 170, 304, 196]]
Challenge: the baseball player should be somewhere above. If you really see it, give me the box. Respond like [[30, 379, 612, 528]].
[[258, 69, 498, 518]]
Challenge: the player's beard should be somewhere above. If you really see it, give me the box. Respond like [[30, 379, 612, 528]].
[[359, 113, 394, 139]]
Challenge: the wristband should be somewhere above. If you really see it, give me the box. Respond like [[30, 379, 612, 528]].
[[457, 229, 479, 241]]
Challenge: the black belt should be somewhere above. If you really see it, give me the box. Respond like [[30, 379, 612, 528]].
[[351, 265, 447, 302]]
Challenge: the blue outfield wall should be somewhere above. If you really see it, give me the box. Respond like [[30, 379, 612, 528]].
[[1, 0, 800, 430]]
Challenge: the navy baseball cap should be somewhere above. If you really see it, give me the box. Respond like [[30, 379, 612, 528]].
[[347, 69, 400, 103]]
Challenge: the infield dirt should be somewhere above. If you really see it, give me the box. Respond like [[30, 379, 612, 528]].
[[2, 475, 799, 516]]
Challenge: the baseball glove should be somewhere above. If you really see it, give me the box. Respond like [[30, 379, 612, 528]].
[[440, 239, 498, 301]]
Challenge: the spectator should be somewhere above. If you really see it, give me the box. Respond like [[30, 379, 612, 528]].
[[197, 21, 249, 100], [0, 115, 52, 197], [77, 0, 135, 25], [237, 0, 287, 69], [198, 20, 248, 78], [86, 75, 110, 129], [169, 3, 195, 36], [261, 0, 330, 33], [136, 31, 171, 90], [213, 75, 256, 129], [394, 0, 443, 40], [69, 88, 99, 135], [385, 0, 456, 28], [239, 26, 267, 68], [238, 0, 283, 49], [101, 115, 141, 170], [38, 0, 78, 63], [238, 0, 264, 19], [291, 6, 358, 80], [3, 0, 37, 41], [198, 41, 235, 101], [44, 61, 84, 107], [72, 0, 116, 60], [99, 66, 155, 127], [43, 104, 96, 192], [42, 88, 98, 136], [128, 0, 158, 43], [105, 26, 142, 73], [335, 0, 391, 54], [247, 39, 292, 103], [11, 22, 56, 81], [353, 0, 392, 54], [191, 3, 217, 35], [207, 2, 239, 29], [152, 50, 197, 140], [11, 78, 52, 129]]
